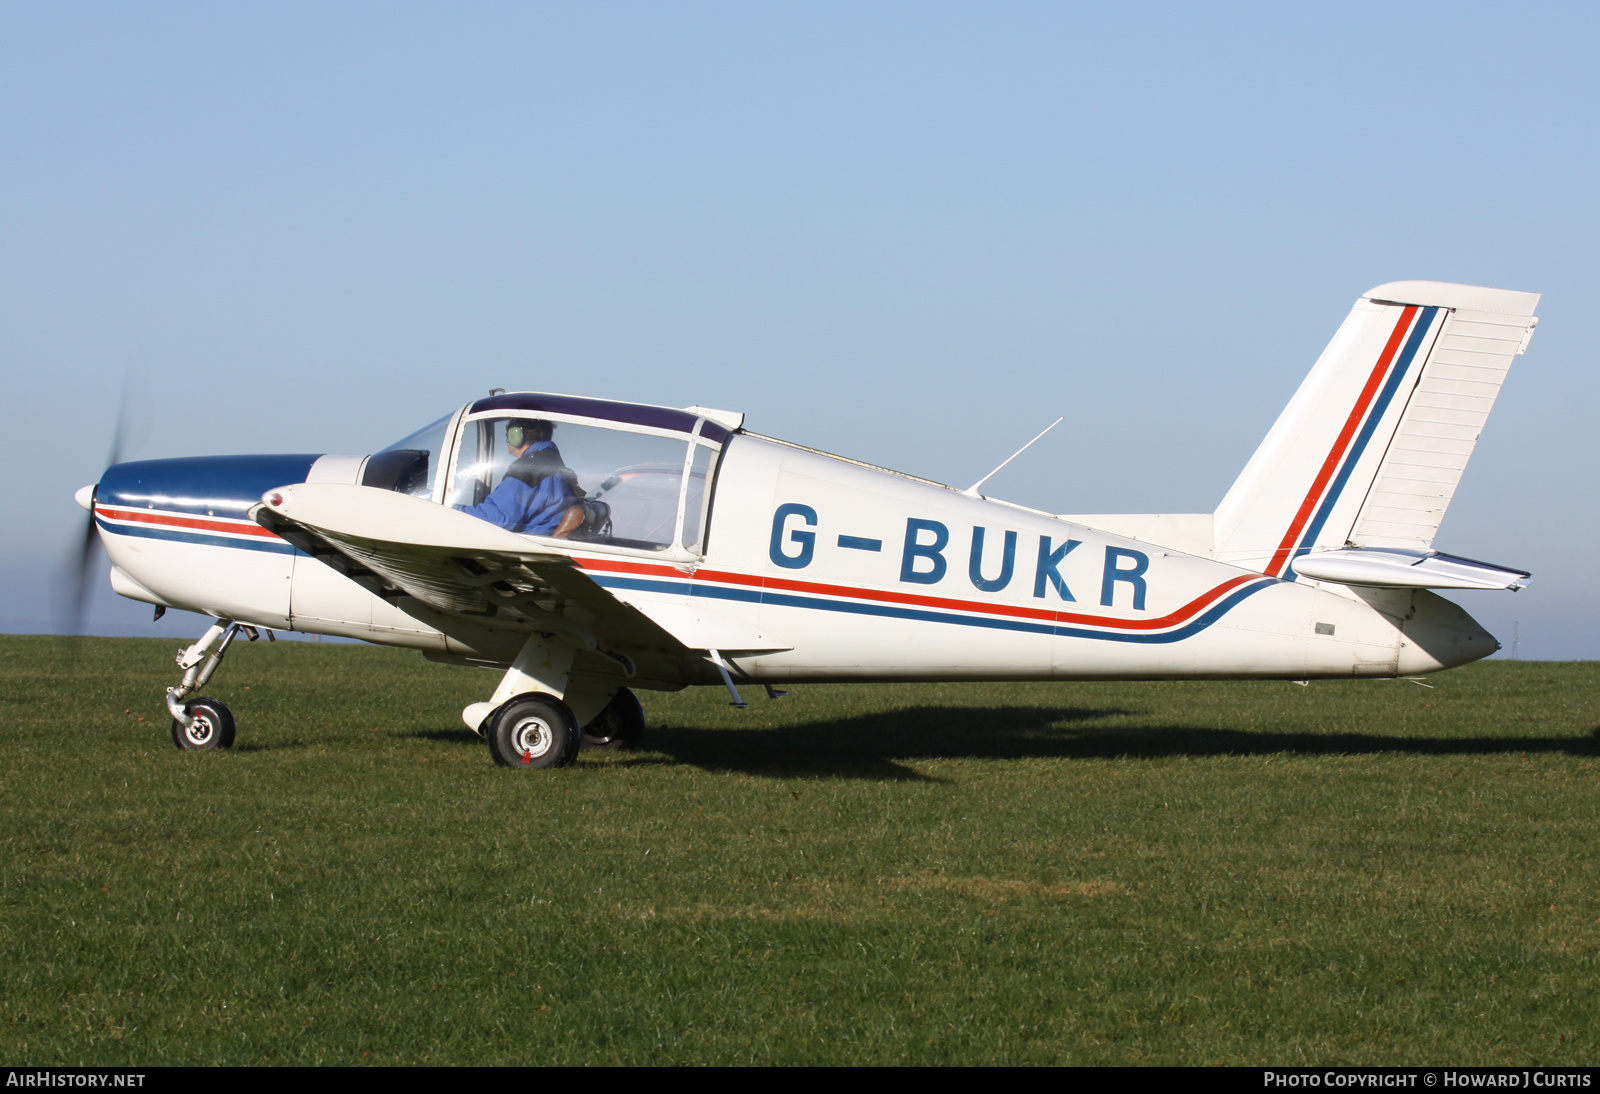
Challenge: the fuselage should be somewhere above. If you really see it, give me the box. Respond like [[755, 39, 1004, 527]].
[[90, 394, 1498, 688]]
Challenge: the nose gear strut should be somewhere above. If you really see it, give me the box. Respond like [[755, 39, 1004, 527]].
[[162, 619, 269, 730], [165, 619, 239, 727]]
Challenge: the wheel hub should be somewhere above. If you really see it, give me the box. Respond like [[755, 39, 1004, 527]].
[[186, 712, 213, 745], [511, 716, 554, 760]]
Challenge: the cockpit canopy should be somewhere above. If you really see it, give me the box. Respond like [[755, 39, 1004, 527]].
[[365, 393, 733, 554]]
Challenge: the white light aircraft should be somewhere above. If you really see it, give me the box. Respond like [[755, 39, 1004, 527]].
[[75, 280, 1538, 768]]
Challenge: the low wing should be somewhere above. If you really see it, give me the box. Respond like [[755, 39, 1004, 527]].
[[253, 483, 693, 662]]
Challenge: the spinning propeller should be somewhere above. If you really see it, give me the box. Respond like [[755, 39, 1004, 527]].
[[59, 378, 140, 637]]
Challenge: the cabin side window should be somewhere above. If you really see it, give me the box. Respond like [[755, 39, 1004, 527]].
[[448, 415, 717, 552]]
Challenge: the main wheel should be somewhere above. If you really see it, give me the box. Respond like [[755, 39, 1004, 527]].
[[170, 697, 236, 751], [581, 688, 646, 751], [488, 694, 579, 769]]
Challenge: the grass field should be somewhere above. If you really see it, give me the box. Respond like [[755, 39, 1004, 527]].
[[1, 635, 1597, 1065]]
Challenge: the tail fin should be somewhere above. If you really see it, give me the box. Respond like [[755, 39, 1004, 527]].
[[1213, 281, 1539, 577]]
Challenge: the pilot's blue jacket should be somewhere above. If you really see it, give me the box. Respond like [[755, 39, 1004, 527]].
[[458, 442, 580, 535]]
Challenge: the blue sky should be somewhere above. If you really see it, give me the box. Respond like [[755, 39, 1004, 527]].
[[3, 2, 1595, 656]]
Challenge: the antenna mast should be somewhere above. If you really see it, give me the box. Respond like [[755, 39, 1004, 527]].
[[964, 417, 1064, 497]]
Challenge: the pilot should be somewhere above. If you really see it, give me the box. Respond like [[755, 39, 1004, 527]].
[[457, 419, 585, 537]]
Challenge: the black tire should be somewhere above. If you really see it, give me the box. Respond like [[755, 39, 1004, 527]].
[[170, 697, 236, 751], [488, 694, 579, 769], [581, 688, 646, 751]]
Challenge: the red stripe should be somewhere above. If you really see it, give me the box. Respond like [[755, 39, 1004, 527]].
[[96, 506, 281, 539], [574, 555, 1260, 632], [1263, 306, 1418, 578], [97, 503, 1259, 632]]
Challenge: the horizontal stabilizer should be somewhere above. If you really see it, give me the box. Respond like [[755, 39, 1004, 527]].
[[1289, 548, 1530, 591]]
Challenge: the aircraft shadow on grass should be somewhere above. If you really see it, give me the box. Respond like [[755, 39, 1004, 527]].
[[640, 709, 1600, 780], [408, 706, 1600, 781]]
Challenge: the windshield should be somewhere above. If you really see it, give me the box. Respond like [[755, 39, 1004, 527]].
[[364, 413, 453, 498], [449, 416, 714, 551]]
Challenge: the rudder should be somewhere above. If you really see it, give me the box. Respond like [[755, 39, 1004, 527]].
[[1213, 281, 1538, 577]]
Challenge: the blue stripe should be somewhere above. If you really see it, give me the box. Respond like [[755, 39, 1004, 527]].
[[1293, 306, 1439, 565], [96, 518, 301, 555], [837, 535, 883, 552], [590, 574, 1274, 644]]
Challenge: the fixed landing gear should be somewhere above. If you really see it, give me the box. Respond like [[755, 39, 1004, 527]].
[[464, 634, 649, 768], [581, 688, 645, 751], [163, 618, 270, 751], [480, 686, 647, 767], [171, 697, 236, 751], [488, 694, 581, 769]]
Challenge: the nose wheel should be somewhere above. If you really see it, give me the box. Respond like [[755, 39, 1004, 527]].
[[162, 618, 266, 752], [170, 697, 236, 751]]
